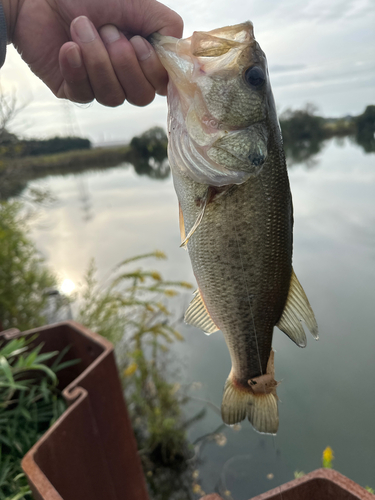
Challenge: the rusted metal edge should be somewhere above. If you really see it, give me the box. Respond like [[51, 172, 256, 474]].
[[1, 321, 149, 500], [22, 387, 88, 500], [249, 468, 374, 500]]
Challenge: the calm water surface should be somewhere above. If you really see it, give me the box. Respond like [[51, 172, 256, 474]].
[[23, 138, 375, 497]]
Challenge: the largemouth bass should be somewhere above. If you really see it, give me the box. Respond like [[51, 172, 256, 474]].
[[151, 22, 318, 434]]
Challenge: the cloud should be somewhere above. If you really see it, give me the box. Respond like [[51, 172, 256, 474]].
[[269, 64, 306, 73]]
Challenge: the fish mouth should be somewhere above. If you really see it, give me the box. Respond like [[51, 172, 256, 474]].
[[151, 23, 268, 185], [149, 22, 256, 83]]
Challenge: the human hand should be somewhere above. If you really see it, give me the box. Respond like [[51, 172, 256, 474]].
[[4, 0, 183, 106]]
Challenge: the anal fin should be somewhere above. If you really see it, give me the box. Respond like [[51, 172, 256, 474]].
[[184, 289, 219, 335], [277, 268, 319, 347]]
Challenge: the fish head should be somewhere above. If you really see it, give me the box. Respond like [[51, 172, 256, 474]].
[[151, 23, 278, 186]]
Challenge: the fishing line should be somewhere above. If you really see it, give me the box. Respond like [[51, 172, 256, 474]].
[[232, 207, 284, 500], [272, 434, 284, 500], [232, 210, 263, 377]]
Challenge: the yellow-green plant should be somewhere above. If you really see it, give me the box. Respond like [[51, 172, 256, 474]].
[[295, 447, 373, 494], [322, 446, 334, 469], [77, 252, 196, 469]]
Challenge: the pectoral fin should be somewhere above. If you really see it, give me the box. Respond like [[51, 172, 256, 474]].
[[184, 289, 219, 335], [179, 203, 186, 244], [180, 188, 209, 248], [277, 268, 319, 347]]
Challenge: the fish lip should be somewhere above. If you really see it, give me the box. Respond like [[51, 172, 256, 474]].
[[147, 32, 162, 47]]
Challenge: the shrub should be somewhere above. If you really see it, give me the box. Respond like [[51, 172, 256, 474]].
[[0, 199, 57, 332]]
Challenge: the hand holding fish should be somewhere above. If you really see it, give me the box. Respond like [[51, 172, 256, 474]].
[[1, 0, 183, 106]]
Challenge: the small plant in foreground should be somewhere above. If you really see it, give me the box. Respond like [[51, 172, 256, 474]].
[[294, 446, 373, 494], [0, 335, 78, 500], [322, 446, 334, 469]]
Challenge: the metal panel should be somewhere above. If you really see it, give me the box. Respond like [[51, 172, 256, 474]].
[[1, 321, 149, 500]]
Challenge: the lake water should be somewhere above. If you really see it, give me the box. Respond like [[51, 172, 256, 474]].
[[21, 137, 375, 498]]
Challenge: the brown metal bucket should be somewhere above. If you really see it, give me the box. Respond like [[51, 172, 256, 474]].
[[1, 321, 149, 500]]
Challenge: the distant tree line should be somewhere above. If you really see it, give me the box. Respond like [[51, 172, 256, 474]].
[[353, 105, 375, 153], [0, 134, 91, 158], [279, 104, 375, 164]]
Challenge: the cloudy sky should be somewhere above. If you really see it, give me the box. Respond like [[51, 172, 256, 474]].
[[1, 0, 374, 144]]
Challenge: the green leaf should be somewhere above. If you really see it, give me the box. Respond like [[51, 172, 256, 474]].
[[0, 357, 15, 386], [28, 365, 57, 384], [34, 351, 58, 365]]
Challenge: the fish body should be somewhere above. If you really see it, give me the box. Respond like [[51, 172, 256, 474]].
[[151, 22, 318, 434]]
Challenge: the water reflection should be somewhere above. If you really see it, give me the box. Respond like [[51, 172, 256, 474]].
[[77, 177, 94, 222], [1, 120, 375, 496], [1, 109, 374, 201], [129, 127, 171, 180], [280, 104, 375, 167]]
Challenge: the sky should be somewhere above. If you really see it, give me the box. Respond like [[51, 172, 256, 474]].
[[1, 0, 374, 144]]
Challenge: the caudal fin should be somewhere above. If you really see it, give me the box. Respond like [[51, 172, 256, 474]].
[[221, 351, 279, 434]]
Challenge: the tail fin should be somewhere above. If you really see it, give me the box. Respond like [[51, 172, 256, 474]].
[[221, 351, 279, 434]]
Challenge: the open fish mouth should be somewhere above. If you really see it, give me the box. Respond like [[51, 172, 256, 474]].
[[150, 22, 270, 186]]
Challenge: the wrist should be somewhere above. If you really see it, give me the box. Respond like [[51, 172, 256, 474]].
[[1, 0, 21, 43]]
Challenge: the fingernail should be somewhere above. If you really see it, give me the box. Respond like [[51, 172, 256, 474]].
[[66, 45, 82, 68], [130, 36, 152, 61], [100, 25, 120, 45], [73, 16, 96, 43]]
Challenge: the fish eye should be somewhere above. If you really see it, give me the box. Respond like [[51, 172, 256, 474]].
[[244, 66, 265, 88]]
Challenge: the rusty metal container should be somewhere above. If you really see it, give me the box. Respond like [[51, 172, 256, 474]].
[[249, 468, 374, 499], [1, 321, 149, 500], [202, 468, 374, 500]]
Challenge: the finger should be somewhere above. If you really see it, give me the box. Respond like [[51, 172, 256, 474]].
[[58, 42, 95, 103], [99, 25, 155, 107], [71, 16, 126, 107], [129, 36, 168, 96]]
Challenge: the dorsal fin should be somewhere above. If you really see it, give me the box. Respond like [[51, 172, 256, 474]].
[[276, 268, 319, 347], [184, 289, 219, 335]]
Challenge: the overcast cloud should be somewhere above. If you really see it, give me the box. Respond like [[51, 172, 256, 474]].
[[1, 0, 374, 143]]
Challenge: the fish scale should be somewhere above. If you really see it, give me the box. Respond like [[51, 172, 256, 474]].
[[174, 142, 292, 382]]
